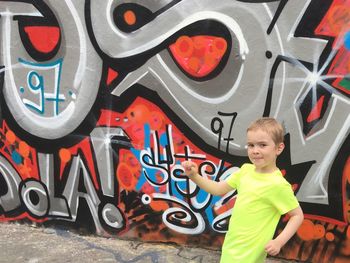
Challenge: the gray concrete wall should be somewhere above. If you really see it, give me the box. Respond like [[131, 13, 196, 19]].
[[0, 1, 349, 262]]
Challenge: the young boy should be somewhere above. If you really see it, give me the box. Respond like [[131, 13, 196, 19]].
[[181, 117, 304, 263]]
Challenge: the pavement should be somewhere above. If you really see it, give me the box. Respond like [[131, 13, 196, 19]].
[[0, 222, 299, 263]]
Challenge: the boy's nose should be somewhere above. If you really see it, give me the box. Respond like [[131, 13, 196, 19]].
[[251, 147, 260, 154]]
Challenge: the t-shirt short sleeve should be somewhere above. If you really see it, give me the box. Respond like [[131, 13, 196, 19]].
[[225, 164, 249, 189], [267, 182, 299, 215]]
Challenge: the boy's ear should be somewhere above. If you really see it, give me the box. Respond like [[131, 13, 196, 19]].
[[276, 142, 285, 155]]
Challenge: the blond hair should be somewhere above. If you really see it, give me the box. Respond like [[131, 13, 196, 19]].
[[247, 117, 284, 144]]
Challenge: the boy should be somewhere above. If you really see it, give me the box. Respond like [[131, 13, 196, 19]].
[[181, 117, 304, 263]]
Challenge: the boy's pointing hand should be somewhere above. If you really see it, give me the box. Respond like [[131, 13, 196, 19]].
[[181, 161, 198, 177]]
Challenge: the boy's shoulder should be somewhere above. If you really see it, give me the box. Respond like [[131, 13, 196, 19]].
[[268, 171, 293, 190], [240, 163, 255, 171]]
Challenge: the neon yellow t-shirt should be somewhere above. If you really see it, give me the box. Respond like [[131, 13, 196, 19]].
[[221, 163, 299, 263]]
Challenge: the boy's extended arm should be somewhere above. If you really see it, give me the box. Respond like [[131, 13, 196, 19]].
[[181, 161, 234, 196], [188, 173, 234, 196], [265, 206, 304, 256]]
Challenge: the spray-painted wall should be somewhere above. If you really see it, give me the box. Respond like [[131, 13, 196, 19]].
[[0, 0, 349, 262]]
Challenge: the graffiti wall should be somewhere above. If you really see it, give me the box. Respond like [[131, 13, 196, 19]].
[[0, 0, 349, 262]]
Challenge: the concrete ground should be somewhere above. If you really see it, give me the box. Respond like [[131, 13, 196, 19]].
[[0, 222, 299, 263]]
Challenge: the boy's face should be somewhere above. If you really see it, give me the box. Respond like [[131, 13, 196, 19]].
[[246, 128, 284, 173]]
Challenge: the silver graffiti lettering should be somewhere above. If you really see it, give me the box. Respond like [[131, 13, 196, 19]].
[[20, 179, 49, 217], [38, 153, 70, 217], [0, 154, 22, 212], [0, 1, 102, 139], [91, 127, 132, 197]]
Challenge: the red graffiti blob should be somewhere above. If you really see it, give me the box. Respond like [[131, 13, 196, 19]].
[[116, 162, 136, 190], [24, 26, 60, 53], [306, 95, 325, 123], [315, 0, 350, 95], [315, 0, 350, 41], [169, 35, 228, 78], [124, 10, 137, 25], [0, 122, 38, 180], [106, 68, 119, 85], [297, 219, 317, 241]]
